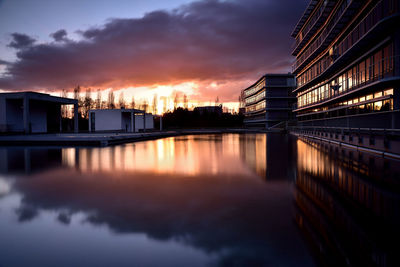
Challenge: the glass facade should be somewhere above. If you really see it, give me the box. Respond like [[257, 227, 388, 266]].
[[297, 43, 394, 109], [292, 0, 399, 127]]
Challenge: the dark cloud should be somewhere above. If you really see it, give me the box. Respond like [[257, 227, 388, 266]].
[[50, 29, 68, 42], [7, 33, 36, 49], [0, 59, 9, 65], [0, 0, 307, 100]]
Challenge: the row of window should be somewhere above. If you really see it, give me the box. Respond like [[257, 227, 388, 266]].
[[296, 0, 397, 85], [245, 100, 266, 113], [244, 79, 265, 97], [293, 0, 350, 71], [298, 89, 394, 119], [245, 90, 265, 105], [297, 43, 394, 109], [294, 0, 326, 49]]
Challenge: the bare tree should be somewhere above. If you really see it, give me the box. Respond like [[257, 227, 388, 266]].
[[141, 100, 148, 113], [81, 88, 92, 119], [215, 96, 219, 106], [107, 91, 115, 109], [183, 94, 188, 109], [152, 94, 158, 114], [130, 96, 136, 109], [73, 85, 81, 100], [73, 85, 82, 118], [60, 89, 68, 118], [96, 89, 101, 109], [174, 92, 179, 110], [118, 92, 125, 109], [162, 97, 167, 114]]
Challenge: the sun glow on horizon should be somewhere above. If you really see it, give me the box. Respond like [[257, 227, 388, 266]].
[[31, 81, 240, 115]]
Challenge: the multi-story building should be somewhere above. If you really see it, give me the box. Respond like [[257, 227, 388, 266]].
[[242, 74, 296, 128], [292, 0, 400, 129]]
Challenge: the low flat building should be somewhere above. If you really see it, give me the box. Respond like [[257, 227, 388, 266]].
[[0, 91, 79, 133], [89, 109, 154, 132], [193, 106, 223, 115], [242, 74, 296, 128]]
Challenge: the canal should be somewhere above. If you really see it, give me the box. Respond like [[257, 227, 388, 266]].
[[0, 133, 399, 266]]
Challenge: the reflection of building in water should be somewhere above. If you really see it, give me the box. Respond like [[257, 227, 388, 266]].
[[60, 134, 295, 180], [239, 133, 296, 179], [295, 138, 400, 266], [0, 148, 63, 175], [63, 135, 256, 177]]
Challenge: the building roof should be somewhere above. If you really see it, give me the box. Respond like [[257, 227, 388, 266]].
[[243, 73, 295, 92], [0, 91, 77, 104], [89, 108, 147, 113], [291, 0, 319, 37]]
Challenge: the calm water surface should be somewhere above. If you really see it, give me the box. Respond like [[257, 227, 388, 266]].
[[0, 133, 400, 267]]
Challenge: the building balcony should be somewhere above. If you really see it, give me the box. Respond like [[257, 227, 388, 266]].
[[294, 1, 400, 93], [292, 0, 336, 56], [295, 60, 399, 113], [292, 0, 366, 74]]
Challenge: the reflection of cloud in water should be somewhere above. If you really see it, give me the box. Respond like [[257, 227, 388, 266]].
[[13, 168, 311, 266], [0, 177, 11, 197]]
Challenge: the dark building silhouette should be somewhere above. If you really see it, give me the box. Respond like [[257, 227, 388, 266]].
[[292, 0, 400, 129], [242, 74, 296, 128]]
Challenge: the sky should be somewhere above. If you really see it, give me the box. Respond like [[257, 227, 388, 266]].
[[0, 0, 308, 112]]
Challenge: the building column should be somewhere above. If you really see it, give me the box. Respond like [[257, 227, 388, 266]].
[[88, 111, 92, 132], [131, 111, 135, 133], [74, 103, 79, 133], [59, 105, 63, 133], [143, 112, 146, 132], [23, 96, 30, 134], [159, 116, 163, 131]]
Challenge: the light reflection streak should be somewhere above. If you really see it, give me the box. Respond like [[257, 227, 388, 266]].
[[61, 134, 269, 177]]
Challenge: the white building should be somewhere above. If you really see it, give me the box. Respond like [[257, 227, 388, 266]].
[[0, 92, 79, 133], [89, 109, 154, 132]]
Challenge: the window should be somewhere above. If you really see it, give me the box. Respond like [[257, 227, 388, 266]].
[[347, 69, 352, 89], [384, 88, 393, 96], [374, 101, 382, 111], [374, 51, 382, 78], [359, 61, 365, 84]]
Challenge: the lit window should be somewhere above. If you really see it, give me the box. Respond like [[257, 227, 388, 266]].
[[384, 89, 393, 96], [374, 101, 382, 111]]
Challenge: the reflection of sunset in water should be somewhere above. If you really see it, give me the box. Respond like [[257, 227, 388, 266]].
[[62, 134, 268, 177], [2, 134, 400, 266]]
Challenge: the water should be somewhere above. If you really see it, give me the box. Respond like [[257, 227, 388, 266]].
[[0, 133, 399, 267]]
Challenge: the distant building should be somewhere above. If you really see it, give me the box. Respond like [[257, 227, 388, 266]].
[[242, 74, 296, 128], [89, 109, 154, 132], [193, 105, 223, 115], [292, 0, 400, 128], [0, 91, 78, 133]]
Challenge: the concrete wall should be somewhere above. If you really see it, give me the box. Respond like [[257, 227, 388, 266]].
[[5, 99, 23, 132], [145, 114, 154, 129], [89, 110, 154, 132], [121, 112, 131, 132], [0, 98, 6, 131], [30, 100, 47, 133], [91, 110, 122, 131], [134, 113, 154, 131]]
